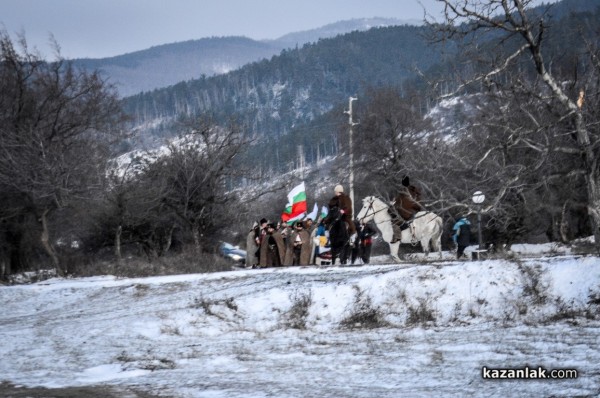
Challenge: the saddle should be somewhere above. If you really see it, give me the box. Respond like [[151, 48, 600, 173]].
[[391, 218, 416, 244]]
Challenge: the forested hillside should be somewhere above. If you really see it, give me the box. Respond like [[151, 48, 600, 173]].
[[121, 24, 446, 142], [118, 0, 600, 176], [121, 0, 600, 147]]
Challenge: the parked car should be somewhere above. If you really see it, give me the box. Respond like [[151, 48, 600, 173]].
[[219, 242, 246, 265]]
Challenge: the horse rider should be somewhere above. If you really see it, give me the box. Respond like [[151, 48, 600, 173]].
[[326, 184, 357, 243], [402, 175, 422, 202], [394, 176, 424, 222]]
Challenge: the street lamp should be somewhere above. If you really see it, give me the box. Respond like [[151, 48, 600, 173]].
[[472, 191, 485, 252]]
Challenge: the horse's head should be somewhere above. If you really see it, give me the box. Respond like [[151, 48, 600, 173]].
[[328, 205, 342, 220], [358, 196, 390, 223], [357, 196, 377, 223]]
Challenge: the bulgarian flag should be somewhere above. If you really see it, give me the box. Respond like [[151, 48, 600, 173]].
[[281, 182, 307, 222]]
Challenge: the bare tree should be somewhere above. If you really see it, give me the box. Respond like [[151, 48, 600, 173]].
[[99, 166, 171, 262], [138, 118, 250, 254], [432, 0, 600, 249], [0, 31, 125, 275], [354, 88, 434, 199]]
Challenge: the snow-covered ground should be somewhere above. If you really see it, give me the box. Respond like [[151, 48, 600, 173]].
[[1, 244, 599, 397]]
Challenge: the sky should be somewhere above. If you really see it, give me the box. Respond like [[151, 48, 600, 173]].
[[0, 0, 451, 59], [0, 241, 598, 396]]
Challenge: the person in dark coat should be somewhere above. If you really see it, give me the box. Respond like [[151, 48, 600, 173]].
[[452, 216, 472, 260], [402, 175, 423, 202], [283, 221, 311, 265], [246, 221, 259, 268], [326, 184, 356, 236], [351, 220, 377, 264], [303, 218, 315, 234], [279, 221, 293, 247], [253, 218, 269, 264], [393, 176, 424, 222], [259, 223, 286, 267]]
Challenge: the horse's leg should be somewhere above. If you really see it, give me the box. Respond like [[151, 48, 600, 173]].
[[333, 245, 342, 265], [331, 246, 337, 265], [421, 238, 431, 257], [434, 235, 443, 259], [340, 244, 349, 265], [389, 242, 401, 263]]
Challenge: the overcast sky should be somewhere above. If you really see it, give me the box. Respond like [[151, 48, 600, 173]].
[[0, 0, 451, 59], [1, 0, 560, 60]]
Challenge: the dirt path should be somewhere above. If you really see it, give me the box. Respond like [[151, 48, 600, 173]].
[[0, 382, 168, 398]]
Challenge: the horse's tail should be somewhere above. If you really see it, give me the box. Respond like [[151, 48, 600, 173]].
[[433, 215, 443, 254], [435, 215, 443, 236]]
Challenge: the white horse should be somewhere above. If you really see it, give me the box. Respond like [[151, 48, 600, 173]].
[[356, 196, 443, 262]]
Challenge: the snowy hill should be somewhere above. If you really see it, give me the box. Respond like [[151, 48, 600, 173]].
[[72, 18, 412, 97], [272, 17, 417, 48], [1, 244, 599, 397]]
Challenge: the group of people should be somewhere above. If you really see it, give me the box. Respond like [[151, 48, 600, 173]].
[[245, 217, 314, 268], [243, 177, 475, 266], [245, 184, 376, 268]]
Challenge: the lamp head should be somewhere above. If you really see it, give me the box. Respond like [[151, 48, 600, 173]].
[[472, 191, 485, 204]]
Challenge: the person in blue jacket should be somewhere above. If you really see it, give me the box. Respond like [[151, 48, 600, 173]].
[[452, 216, 472, 260], [309, 221, 328, 265]]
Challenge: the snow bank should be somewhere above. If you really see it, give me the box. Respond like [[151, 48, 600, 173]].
[[1, 254, 599, 397]]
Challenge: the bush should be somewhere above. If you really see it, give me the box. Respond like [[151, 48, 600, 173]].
[[69, 249, 235, 279], [518, 263, 549, 306], [340, 286, 389, 329], [283, 290, 313, 330], [406, 298, 436, 326]]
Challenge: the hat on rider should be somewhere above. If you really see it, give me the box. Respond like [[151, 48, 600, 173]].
[[334, 184, 344, 193]]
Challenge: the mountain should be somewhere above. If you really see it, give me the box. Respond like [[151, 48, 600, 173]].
[[121, 24, 447, 140], [270, 17, 420, 48], [112, 0, 600, 173], [73, 37, 280, 98], [71, 17, 415, 97]]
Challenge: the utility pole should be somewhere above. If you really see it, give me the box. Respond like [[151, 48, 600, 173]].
[[297, 144, 305, 179], [344, 96, 358, 215]]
